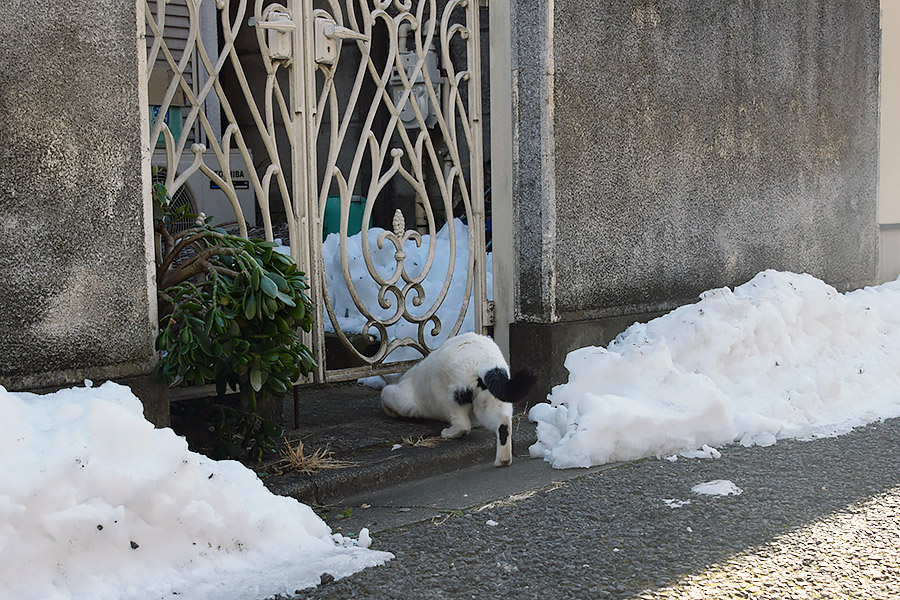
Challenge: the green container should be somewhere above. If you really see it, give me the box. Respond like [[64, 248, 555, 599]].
[[150, 105, 182, 148], [324, 195, 372, 237]]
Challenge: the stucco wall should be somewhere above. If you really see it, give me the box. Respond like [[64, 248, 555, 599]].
[[0, 0, 157, 390], [512, 0, 880, 324]]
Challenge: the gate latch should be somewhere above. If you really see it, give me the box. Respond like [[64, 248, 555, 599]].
[[314, 15, 368, 66], [255, 5, 295, 61]]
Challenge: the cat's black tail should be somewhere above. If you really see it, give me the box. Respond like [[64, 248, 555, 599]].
[[479, 367, 537, 403]]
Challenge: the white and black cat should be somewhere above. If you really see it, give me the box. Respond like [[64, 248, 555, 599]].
[[381, 333, 536, 466]]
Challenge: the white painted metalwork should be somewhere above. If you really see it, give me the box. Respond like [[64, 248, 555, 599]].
[[143, 0, 489, 382]]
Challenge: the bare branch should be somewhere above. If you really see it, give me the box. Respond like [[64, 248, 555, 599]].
[[177, 246, 243, 278], [157, 230, 222, 282], [160, 255, 215, 290], [159, 246, 244, 290], [212, 266, 242, 279], [154, 221, 176, 264]]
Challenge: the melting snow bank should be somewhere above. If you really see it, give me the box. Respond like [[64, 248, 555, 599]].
[[0, 382, 392, 600], [529, 270, 900, 469], [322, 219, 493, 362]]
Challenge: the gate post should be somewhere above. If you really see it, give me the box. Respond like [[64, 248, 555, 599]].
[[467, 0, 488, 338], [489, 0, 515, 360], [288, 0, 326, 383]]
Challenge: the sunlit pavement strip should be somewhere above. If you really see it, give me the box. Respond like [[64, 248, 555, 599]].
[[636, 487, 900, 599]]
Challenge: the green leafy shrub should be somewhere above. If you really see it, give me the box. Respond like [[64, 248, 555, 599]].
[[152, 180, 315, 460]]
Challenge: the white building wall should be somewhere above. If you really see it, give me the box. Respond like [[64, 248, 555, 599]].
[[880, 1, 900, 282]]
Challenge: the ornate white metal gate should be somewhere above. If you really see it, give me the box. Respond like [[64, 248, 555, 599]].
[[144, 0, 491, 382]]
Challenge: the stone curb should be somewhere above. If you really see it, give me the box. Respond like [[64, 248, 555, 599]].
[[264, 420, 538, 506]]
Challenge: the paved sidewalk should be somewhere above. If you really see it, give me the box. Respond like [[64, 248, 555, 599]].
[[260, 382, 538, 506], [293, 415, 900, 600], [258, 383, 900, 600]]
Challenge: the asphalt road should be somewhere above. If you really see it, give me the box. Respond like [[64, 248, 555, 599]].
[[291, 416, 900, 600]]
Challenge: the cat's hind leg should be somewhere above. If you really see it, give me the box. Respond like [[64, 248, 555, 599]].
[[440, 407, 473, 439], [474, 392, 514, 467], [493, 414, 513, 467]]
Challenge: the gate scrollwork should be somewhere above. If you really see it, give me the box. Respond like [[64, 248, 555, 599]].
[[144, 0, 488, 382], [311, 0, 487, 377]]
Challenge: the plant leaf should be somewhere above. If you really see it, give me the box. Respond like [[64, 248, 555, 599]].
[[244, 293, 257, 320], [250, 367, 263, 392], [260, 275, 278, 298], [268, 272, 289, 293], [275, 291, 296, 307]]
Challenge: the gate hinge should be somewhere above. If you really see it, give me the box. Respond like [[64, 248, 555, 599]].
[[483, 300, 496, 326]]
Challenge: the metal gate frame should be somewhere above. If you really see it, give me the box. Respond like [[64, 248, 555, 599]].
[[143, 0, 492, 384]]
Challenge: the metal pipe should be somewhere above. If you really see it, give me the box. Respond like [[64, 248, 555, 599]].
[[293, 384, 300, 430]]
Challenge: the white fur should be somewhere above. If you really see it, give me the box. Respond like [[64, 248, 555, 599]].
[[381, 333, 515, 466]]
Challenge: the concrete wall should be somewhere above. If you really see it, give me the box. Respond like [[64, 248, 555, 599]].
[[507, 0, 880, 394], [880, 0, 900, 282], [0, 0, 165, 423]]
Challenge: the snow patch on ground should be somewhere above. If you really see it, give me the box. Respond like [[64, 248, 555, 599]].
[[679, 444, 722, 460], [529, 271, 900, 468], [357, 375, 388, 390], [0, 382, 391, 600], [692, 480, 743, 496]]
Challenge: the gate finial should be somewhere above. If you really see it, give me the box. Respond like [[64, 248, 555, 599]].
[[392, 208, 405, 238]]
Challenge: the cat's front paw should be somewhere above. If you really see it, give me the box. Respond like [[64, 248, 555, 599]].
[[441, 425, 470, 439], [381, 402, 400, 418]]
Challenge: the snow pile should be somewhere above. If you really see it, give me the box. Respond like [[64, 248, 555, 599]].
[[322, 219, 492, 361], [530, 270, 900, 468], [272, 220, 490, 365], [0, 382, 391, 600]]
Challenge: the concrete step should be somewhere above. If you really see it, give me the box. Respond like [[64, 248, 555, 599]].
[[260, 382, 537, 506]]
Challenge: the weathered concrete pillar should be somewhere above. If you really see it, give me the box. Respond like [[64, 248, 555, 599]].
[[0, 0, 167, 425], [503, 1, 880, 400]]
